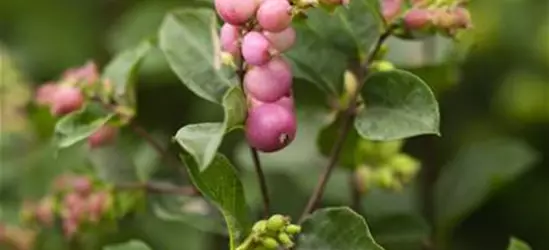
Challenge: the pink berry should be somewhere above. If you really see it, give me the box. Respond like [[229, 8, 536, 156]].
[[35, 82, 58, 106], [453, 7, 471, 28], [248, 93, 295, 111], [244, 57, 292, 102], [63, 218, 78, 238], [63, 61, 99, 85], [88, 126, 118, 148], [220, 23, 241, 56], [35, 198, 54, 226], [381, 0, 402, 22], [245, 103, 297, 152], [263, 27, 296, 53], [242, 31, 271, 66], [404, 8, 431, 29], [257, 0, 292, 32], [215, 0, 259, 25], [70, 176, 93, 196], [50, 85, 84, 116], [87, 192, 109, 222]]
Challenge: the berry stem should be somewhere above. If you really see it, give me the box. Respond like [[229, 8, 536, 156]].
[[350, 170, 362, 212], [237, 45, 271, 218], [298, 26, 396, 223]]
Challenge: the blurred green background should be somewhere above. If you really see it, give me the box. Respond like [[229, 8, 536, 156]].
[[0, 0, 548, 249]]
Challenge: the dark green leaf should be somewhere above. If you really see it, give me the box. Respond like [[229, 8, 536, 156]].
[[174, 86, 246, 171], [53, 102, 115, 148], [297, 207, 385, 250], [434, 138, 539, 237], [103, 40, 152, 107], [103, 240, 151, 250], [159, 8, 235, 104], [507, 237, 532, 250], [285, 26, 347, 95], [317, 113, 362, 168], [151, 194, 227, 235], [355, 69, 440, 141], [182, 153, 251, 249], [303, 0, 383, 57]]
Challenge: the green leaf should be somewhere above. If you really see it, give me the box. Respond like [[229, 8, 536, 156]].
[[53, 102, 115, 148], [297, 207, 385, 250], [102, 40, 153, 107], [285, 26, 347, 95], [507, 237, 532, 250], [89, 143, 139, 183], [317, 113, 362, 168], [304, 0, 383, 57], [182, 153, 251, 249], [371, 214, 430, 250], [434, 137, 539, 238], [151, 194, 227, 235], [355, 69, 440, 141], [103, 240, 151, 250], [159, 7, 235, 104], [174, 86, 246, 171]]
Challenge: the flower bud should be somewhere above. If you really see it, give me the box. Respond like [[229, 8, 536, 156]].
[[453, 7, 472, 28], [35, 82, 58, 106], [257, 0, 293, 32], [242, 32, 272, 66], [88, 125, 118, 148], [50, 85, 84, 116], [71, 176, 93, 196], [35, 198, 55, 226], [215, 0, 259, 25], [284, 224, 301, 234], [388, 153, 420, 181], [62, 218, 78, 238], [381, 0, 402, 22], [277, 232, 294, 248], [62, 61, 99, 85], [266, 214, 287, 232], [246, 103, 297, 153], [371, 61, 395, 73], [252, 220, 268, 233], [244, 57, 292, 103], [220, 23, 241, 56], [87, 191, 109, 222], [263, 27, 296, 53], [260, 237, 279, 249], [404, 8, 432, 30]]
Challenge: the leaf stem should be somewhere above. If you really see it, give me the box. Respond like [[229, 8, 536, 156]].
[[298, 26, 395, 223]]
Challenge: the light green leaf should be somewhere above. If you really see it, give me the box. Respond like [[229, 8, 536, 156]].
[[182, 153, 251, 249], [297, 207, 385, 250], [102, 40, 153, 107], [159, 7, 235, 104], [434, 137, 539, 238], [507, 237, 532, 250], [355, 69, 440, 141], [53, 102, 115, 148], [103, 240, 151, 250], [174, 86, 246, 171]]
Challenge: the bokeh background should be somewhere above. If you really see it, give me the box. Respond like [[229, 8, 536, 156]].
[[1, 0, 548, 249]]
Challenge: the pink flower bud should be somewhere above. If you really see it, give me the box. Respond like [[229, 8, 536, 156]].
[[35, 82, 58, 106], [62, 61, 99, 85], [215, 0, 259, 25], [244, 57, 292, 102], [381, 0, 402, 22], [70, 176, 93, 196], [88, 126, 118, 149], [62, 218, 78, 238], [35, 198, 54, 226], [263, 27, 296, 53], [453, 7, 472, 28], [87, 192, 109, 222], [245, 103, 297, 152], [257, 0, 293, 32], [220, 23, 241, 56], [50, 85, 84, 116], [242, 31, 272, 66], [404, 8, 431, 29]]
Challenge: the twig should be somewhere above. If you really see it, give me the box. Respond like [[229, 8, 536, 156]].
[[236, 47, 271, 218], [298, 27, 395, 223], [115, 182, 199, 196], [349, 170, 362, 212]]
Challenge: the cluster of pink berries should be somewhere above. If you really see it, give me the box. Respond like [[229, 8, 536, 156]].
[[382, 0, 472, 36], [35, 62, 118, 148], [23, 175, 111, 238], [216, 0, 307, 153]]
